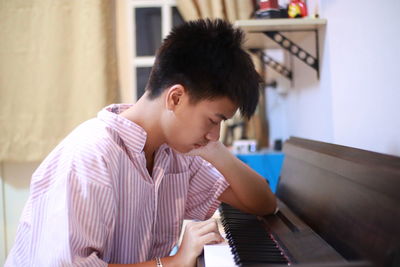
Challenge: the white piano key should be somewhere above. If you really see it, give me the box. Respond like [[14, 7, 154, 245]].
[[204, 242, 238, 267]]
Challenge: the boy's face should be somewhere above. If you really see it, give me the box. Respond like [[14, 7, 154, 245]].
[[162, 86, 238, 153]]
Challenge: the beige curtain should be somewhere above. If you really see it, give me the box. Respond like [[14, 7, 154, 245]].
[[176, 0, 269, 148], [0, 0, 118, 162]]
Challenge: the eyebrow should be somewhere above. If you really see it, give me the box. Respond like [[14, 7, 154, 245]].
[[215, 113, 228, 121]]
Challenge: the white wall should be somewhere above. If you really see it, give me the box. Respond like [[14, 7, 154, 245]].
[[267, 0, 400, 156], [0, 162, 38, 264]]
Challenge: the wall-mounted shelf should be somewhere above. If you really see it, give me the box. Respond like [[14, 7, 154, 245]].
[[235, 18, 327, 32], [235, 18, 327, 81]]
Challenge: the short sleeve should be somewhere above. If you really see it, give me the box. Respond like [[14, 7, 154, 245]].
[[184, 156, 230, 220], [5, 169, 115, 267]]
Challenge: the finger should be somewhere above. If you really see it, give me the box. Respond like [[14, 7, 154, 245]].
[[207, 239, 225, 245], [185, 218, 214, 232], [200, 231, 224, 245], [197, 219, 220, 236]]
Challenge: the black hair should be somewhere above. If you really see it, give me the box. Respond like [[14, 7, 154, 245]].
[[146, 19, 262, 118]]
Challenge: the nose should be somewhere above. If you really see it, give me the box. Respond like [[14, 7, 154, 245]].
[[205, 123, 221, 142]]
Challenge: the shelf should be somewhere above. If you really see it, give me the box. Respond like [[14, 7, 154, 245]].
[[235, 18, 327, 33], [235, 18, 327, 81]]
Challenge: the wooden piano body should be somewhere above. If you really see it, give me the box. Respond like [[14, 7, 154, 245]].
[[276, 137, 400, 266], [201, 137, 400, 266]]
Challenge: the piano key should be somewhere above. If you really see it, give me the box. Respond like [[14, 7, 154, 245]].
[[219, 204, 290, 265]]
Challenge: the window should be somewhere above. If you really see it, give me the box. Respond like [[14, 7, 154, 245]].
[[130, 0, 184, 100]]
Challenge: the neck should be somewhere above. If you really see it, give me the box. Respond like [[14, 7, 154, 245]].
[[120, 92, 165, 159]]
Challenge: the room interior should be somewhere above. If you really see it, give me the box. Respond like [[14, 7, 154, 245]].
[[1, 0, 399, 265]]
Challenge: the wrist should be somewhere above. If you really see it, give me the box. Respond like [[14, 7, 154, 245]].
[[172, 251, 195, 267], [200, 141, 231, 164], [204, 144, 234, 167], [155, 257, 163, 267]]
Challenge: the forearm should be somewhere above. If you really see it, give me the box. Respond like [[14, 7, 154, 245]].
[[109, 219, 223, 267], [205, 144, 277, 215], [109, 255, 183, 267]]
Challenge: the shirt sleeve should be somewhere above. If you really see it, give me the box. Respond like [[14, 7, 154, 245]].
[[5, 169, 115, 267], [184, 156, 230, 220]]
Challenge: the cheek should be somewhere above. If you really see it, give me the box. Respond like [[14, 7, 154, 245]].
[[179, 113, 206, 134], [165, 110, 209, 144], [188, 119, 209, 138], [164, 119, 191, 144]]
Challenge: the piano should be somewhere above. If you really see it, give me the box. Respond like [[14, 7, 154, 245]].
[[198, 137, 400, 267]]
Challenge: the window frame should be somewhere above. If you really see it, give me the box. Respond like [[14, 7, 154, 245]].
[[129, 0, 178, 101]]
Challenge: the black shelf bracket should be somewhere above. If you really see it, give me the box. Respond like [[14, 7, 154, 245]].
[[263, 30, 320, 79], [261, 51, 292, 81], [250, 49, 293, 82]]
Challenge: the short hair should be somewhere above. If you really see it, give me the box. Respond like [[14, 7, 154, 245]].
[[146, 19, 262, 118]]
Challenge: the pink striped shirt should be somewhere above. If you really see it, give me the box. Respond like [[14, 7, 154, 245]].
[[6, 104, 229, 266]]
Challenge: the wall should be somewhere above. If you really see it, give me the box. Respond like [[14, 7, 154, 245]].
[[0, 162, 37, 264], [325, 0, 400, 155], [267, 0, 400, 157]]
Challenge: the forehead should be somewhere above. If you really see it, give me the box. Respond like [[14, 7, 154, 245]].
[[193, 97, 238, 118]]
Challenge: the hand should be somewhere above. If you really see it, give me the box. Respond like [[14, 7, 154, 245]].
[[174, 218, 224, 267], [185, 141, 228, 163]]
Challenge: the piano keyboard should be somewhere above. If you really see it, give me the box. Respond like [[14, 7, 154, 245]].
[[219, 203, 290, 266]]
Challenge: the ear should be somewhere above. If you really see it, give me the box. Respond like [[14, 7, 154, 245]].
[[165, 84, 186, 111]]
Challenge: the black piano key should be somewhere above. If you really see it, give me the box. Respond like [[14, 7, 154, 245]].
[[231, 246, 283, 253], [235, 254, 289, 263], [240, 259, 289, 264], [226, 232, 274, 239], [230, 241, 278, 249], [220, 204, 289, 265], [236, 254, 288, 262]]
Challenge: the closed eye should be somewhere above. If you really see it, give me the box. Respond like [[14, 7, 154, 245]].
[[209, 119, 218, 125]]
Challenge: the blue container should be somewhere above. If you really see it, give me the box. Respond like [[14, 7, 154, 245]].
[[235, 150, 285, 193]]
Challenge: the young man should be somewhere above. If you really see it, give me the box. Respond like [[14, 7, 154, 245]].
[[6, 19, 276, 267]]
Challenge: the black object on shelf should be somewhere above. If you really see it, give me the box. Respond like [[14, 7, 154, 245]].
[[274, 139, 283, 151]]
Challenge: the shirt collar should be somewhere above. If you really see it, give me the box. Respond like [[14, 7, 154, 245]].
[[97, 104, 147, 154]]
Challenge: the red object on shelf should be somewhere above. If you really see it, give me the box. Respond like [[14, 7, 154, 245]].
[[259, 0, 279, 10], [288, 0, 308, 18]]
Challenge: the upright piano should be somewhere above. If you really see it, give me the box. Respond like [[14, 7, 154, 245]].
[[199, 137, 400, 267]]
